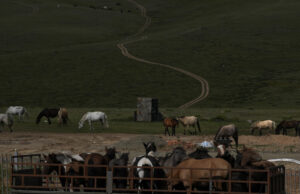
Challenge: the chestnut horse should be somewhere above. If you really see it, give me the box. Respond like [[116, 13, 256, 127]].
[[84, 147, 116, 190], [275, 120, 300, 136], [169, 158, 230, 191], [163, 118, 178, 136]]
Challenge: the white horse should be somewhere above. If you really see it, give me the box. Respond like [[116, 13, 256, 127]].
[[177, 116, 201, 135], [78, 111, 109, 130], [6, 106, 28, 120], [0, 113, 14, 132]]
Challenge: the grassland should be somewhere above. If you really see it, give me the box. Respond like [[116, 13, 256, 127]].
[[1, 107, 300, 136], [0, 0, 300, 108]]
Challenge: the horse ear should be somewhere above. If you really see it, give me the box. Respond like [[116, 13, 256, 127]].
[[143, 142, 147, 148]]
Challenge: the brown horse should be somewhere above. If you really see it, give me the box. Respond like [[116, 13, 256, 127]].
[[235, 146, 275, 193], [275, 120, 300, 136], [163, 118, 178, 136], [237, 146, 262, 167], [84, 147, 116, 190], [169, 158, 230, 191]]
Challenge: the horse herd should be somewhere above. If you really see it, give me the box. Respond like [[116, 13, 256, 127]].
[[0, 106, 108, 132], [2, 106, 300, 139], [164, 117, 300, 139], [27, 142, 274, 193]]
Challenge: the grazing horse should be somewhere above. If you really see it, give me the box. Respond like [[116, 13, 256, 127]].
[[0, 113, 13, 132], [57, 108, 69, 125], [214, 124, 238, 148], [78, 111, 109, 130], [84, 147, 116, 190], [131, 142, 167, 193], [36, 108, 59, 124], [163, 118, 178, 136], [275, 120, 300, 136], [177, 116, 201, 135], [109, 152, 129, 189], [169, 158, 230, 191], [250, 120, 276, 135], [6, 106, 28, 120]]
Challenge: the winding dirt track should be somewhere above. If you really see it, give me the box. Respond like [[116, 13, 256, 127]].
[[117, 0, 209, 109]]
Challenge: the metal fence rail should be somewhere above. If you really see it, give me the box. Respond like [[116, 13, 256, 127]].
[[286, 169, 300, 194], [0, 154, 291, 194]]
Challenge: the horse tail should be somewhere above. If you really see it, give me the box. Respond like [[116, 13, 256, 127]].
[[272, 121, 276, 130], [104, 114, 109, 128], [196, 119, 201, 133], [24, 108, 29, 118]]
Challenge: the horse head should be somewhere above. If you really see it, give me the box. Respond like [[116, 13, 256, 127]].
[[78, 121, 84, 129], [105, 147, 117, 161], [143, 142, 157, 156], [171, 147, 187, 165]]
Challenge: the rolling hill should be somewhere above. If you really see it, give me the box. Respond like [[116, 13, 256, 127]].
[[1, 0, 300, 108]]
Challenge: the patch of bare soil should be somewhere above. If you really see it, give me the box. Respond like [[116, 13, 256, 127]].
[[0, 133, 300, 168]]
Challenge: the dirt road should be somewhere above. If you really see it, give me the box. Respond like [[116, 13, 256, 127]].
[[117, 0, 209, 109]]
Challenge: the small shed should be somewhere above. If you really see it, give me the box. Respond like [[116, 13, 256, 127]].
[[134, 97, 163, 122]]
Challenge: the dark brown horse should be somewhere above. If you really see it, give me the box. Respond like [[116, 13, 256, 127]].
[[84, 147, 116, 190], [275, 120, 300, 136], [163, 118, 178, 136], [36, 108, 59, 124]]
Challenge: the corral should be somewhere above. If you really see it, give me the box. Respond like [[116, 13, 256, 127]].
[[1, 154, 285, 194]]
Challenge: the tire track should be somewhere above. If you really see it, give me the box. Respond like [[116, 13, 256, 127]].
[[117, 0, 209, 109]]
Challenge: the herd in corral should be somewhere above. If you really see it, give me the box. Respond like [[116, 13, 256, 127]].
[[13, 141, 278, 193]]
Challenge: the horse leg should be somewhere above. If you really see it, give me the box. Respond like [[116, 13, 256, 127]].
[[47, 117, 51, 125], [172, 126, 176, 136], [259, 128, 262, 136], [88, 121, 92, 131], [165, 127, 170, 136], [251, 128, 255, 135]]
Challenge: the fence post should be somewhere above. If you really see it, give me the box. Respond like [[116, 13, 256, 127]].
[[106, 171, 113, 194], [13, 149, 18, 171], [1, 155, 3, 194]]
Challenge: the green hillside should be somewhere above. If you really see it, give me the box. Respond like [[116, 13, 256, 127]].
[[1, 0, 300, 108]]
